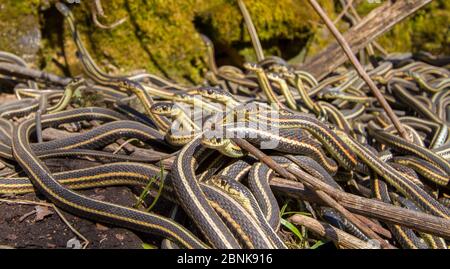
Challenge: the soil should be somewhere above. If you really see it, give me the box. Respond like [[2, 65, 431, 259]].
[[0, 187, 146, 249]]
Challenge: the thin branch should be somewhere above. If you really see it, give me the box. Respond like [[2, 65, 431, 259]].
[[299, 0, 432, 78], [270, 177, 450, 239], [307, 0, 409, 140], [231, 138, 394, 249], [289, 214, 376, 249], [0, 62, 71, 85], [237, 0, 265, 61]]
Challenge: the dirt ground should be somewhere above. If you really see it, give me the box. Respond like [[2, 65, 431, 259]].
[[0, 186, 148, 249]]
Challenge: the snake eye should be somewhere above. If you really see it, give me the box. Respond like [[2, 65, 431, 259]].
[[207, 88, 214, 95]]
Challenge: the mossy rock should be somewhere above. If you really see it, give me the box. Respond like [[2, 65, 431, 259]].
[[379, 0, 449, 55], [0, 0, 448, 85], [56, 0, 321, 84], [0, 1, 41, 65]]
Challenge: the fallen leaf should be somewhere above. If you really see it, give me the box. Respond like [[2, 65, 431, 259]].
[[96, 223, 109, 231], [34, 205, 53, 221], [115, 234, 125, 241]]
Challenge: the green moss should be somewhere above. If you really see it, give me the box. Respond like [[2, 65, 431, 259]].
[[48, 0, 325, 84], [355, 1, 383, 16], [0, 1, 40, 16], [0, 0, 41, 65], [73, 1, 153, 75], [1, 1, 448, 84], [125, 0, 207, 83], [198, 0, 322, 62], [375, 1, 450, 54]]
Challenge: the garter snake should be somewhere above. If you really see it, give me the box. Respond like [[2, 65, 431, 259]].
[[0, 161, 278, 249], [218, 159, 253, 182], [248, 160, 281, 231], [194, 86, 241, 108], [391, 193, 447, 249], [199, 98, 356, 171], [171, 135, 241, 248], [267, 72, 298, 110], [201, 182, 274, 248], [368, 125, 450, 175], [0, 162, 168, 195], [371, 172, 428, 249], [31, 120, 165, 152], [3, 5, 448, 249], [243, 62, 285, 109], [0, 98, 39, 119], [12, 108, 208, 249], [392, 156, 449, 187], [201, 124, 339, 175], [206, 175, 287, 248], [245, 109, 357, 170], [335, 129, 450, 219]]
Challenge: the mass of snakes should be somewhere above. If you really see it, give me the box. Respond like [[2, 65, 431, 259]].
[[0, 2, 448, 249]]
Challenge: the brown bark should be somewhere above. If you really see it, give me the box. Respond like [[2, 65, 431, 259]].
[[271, 177, 450, 239], [289, 214, 377, 249], [297, 0, 433, 80]]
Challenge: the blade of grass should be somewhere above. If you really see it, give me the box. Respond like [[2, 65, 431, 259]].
[[145, 162, 165, 212], [134, 177, 157, 208], [134, 173, 157, 208], [281, 218, 303, 241], [142, 243, 157, 249], [281, 211, 312, 217], [280, 202, 289, 216], [310, 240, 326, 249]]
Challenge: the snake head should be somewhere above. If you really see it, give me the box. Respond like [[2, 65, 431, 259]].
[[243, 62, 261, 72], [118, 79, 145, 93], [408, 71, 421, 81], [199, 34, 213, 47], [173, 93, 192, 103], [117, 79, 134, 91], [150, 102, 175, 116], [318, 87, 340, 99], [281, 71, 295, 80], [55, 2, 70, 17], [266, 72, 282, 81], [197, 86, 234, 103], [269, 64, 289, 74], [197, 86, 220, 98], [201, 135, 229, 149]]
